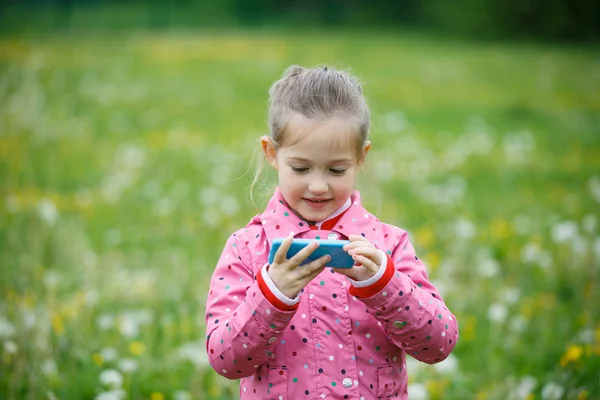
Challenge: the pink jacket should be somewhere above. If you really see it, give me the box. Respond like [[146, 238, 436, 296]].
[[205, 189, 458, 399]]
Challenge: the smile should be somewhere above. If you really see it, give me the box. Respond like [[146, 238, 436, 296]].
[[304, 198, 332, 209]]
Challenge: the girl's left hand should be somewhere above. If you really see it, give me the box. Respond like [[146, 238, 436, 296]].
[[333, 235, 382, 281]]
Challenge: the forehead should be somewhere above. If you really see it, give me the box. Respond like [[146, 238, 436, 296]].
[[280, 114, 359, 159]]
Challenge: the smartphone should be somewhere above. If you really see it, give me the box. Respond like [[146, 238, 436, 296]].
[[268, 238, 354, 269]]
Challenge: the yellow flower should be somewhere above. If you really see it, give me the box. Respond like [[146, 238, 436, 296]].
[[92, 353, 103, 367], [51, 314, 64, 336], [129, 341, 146, 356], [577, 390, 588, 400], [150, 392, 164, 400], [426, 378, 449, 399], [491, 219, 510, 239], [560, 345, 583, 367], [526, 394, 535, 400], [415, 227, 435, 249], [208, 384, 222, 398]]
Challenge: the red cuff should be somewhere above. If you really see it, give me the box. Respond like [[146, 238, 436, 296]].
[[348, 254, 395, 298], [256, 267, 299, 311]]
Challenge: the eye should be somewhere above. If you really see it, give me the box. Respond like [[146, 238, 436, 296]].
[[329, 168, 347, 175], [291, 166, 309, 173]]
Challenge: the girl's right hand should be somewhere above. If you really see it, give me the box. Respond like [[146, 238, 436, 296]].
[[268, 236, 329, 299]]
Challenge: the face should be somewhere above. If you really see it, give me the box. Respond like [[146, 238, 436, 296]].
[[262, 113, 370, 223]]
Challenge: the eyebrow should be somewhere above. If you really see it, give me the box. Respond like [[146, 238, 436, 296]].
[[287, 156, 353, 163]]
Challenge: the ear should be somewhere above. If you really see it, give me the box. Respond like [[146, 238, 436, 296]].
[[261, 136, 279, 170], [358, 140, 371, 166]]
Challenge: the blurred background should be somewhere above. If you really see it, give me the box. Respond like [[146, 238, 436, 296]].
[[1, 1, 599, 399]]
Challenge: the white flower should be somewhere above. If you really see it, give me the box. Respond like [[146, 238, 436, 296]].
[[43, 270, 61, 290], [551, 221, 579, 243], [488, 303, 508, 324], [589, 175, 600, 203], [594, 237, 600, 261], [199, 186, 220, 206], [220, 195, 240, 216], [541, 382, 564, 400], [582, 214, 597, 233], [478, 258, 500, 278], [0, 315, 15, 339], [513, 215, 532, 235], [433, 353, 459, 374], [95, 389, 126, 400], [100, 347, 118, 362], [97, 314, 114, 331], [118, 358, 138, 374], [454, 218, 476, 239], [510, 375, 536, 399], [4, 341, 17, 354], [407, 383, 429, 400], [99, 369, 123, 388], [173, 390, 192, 400], [37, 199, 58, 225], [500, 287, 520, 305], [41, 359, 57, 377], [175, 341, 209, 369]]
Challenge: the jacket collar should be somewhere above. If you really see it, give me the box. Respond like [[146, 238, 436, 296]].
[[258, 187, 378, 243]]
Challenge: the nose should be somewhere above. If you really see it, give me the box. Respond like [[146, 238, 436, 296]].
[[308, 177, 328, 194]]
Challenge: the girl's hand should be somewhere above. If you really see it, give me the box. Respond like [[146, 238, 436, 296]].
[[268, 236, 329, 299], [333, 235, 382, 281]]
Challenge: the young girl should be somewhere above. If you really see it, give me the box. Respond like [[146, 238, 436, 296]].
[[205, 65, 458, 399]]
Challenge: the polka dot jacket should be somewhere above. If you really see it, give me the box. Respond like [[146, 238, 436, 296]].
[[205, 188, 458, 399]]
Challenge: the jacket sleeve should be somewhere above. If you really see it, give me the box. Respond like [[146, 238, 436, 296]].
[[352, 231, 458, 364], [205, 231, 297, 379]]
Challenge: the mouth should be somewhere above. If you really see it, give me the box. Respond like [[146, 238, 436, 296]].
[[304, 198, 332, 209]]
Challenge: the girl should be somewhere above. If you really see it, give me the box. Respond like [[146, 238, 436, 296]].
[[205, 65, 458, 399]]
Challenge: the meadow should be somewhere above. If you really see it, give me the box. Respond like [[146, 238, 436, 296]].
[[0, 29, 599, 399]]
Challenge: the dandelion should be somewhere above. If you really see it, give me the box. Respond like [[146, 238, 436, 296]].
[[100, 347, 118, 363], [118, 358, 138, 374], [551, 221, 579, 243], [488, 303, 508, 324], [541, 382, 564, 400], [92, 353, 103, 367], [173, 391, 191, 400], [582, 214, 597, 233], [588, 175, 600, 203], [99, 369, 123, 388], [97, 314, 114, 331], [510, 375, 536, 399], [41, 359, 57, 377], [175, 341, 209, 369], [129, 341, 145, 356], [4, 341, 17, 355], [432, 354, 459, 374], [454, 218, 476, 240], [560, 345, 583, 367], [37, 198, 58, 225], [0, 316, 15, 339], [407, 383, 429, 400], [150, 392, 165, 400], [95, 389, 126, 400]]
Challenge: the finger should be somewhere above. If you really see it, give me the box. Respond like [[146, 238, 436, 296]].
[[289, 240, 320, 266], [351, 254, 380, 274], [349, 247, 382, 266], [300, 254, 330, 277], [273, 236, 294, 265], [348, 234, 369, 242], [343, 240, 374, 252]]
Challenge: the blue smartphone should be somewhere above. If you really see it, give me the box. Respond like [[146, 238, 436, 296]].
[[268, 238, 355, 269]]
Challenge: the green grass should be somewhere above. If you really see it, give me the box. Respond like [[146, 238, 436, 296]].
[[1, 29, 599, 399]]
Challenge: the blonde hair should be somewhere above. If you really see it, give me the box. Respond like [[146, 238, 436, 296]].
[[250, 65, 370, 207]]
